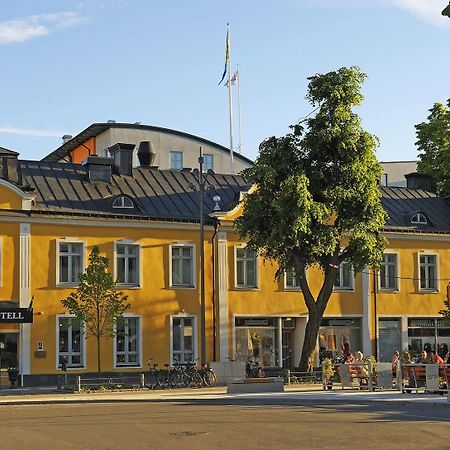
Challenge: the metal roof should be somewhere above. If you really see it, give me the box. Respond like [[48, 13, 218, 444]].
[[19, 160, 249, 223], [41, 122, 254, 166], [0, 146, 19, 157]]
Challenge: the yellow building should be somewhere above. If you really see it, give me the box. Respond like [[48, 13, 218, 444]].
[[0, 145, 449, 384]]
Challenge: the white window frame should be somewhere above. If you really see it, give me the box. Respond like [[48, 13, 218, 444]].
[[284, 268, 301, 290], [418, 252, 439, 292], [169, 243, 196, 288], [56, 314, 86, 370], [234, 245, 259, 289], [379, 251, 399, 292], [170, 314, 197, 365], [203, 154, 214, 171], [112, 196, 135, 209], [333, 260, 354, 291], [114, 240, 141, 288], [113, 314, 142, 368], [411, 212, 428, 225], [169, 151, 183, 170], [56, 239, 86, 287]]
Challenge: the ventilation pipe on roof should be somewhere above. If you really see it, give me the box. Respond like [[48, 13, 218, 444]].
[[137, 141, 156, 167], [405, 172, 432, 191], [62, 135, 72, 144], [0, 151, 22, 185], [82, 155, 113, 183], [108, 143, 135, 176]]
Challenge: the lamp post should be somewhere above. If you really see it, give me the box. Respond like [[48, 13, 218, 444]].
[[188, 148, 220, 366]]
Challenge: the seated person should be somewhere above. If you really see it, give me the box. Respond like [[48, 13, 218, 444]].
[[429, 350, 445, 367], [354, 351, 369, 379], [415, 351, 428, 364]]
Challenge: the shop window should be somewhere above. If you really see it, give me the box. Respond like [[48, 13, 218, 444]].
[[285, 269, 300, 289], [203, 154, 214, 171], [116, 243, 140, 286], [171, 316, 196, 364], [170, 244, 195, 287], [379, 253, 398, 290], [333, 261, 353, 290], [58, 241, 84, 284], [57, 317, 84, 368], [170, 151, 183, 170], [408, 318, 450, 359], [319, 318, 362, 361], [115, 317, 140, 367], [235, 247, 257, 288], [419, 254, 437, 291]]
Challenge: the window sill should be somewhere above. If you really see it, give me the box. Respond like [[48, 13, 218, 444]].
[[115, 364, 142, 369], [234, 286, 259, 291], [56, 283, 79, 289], [284, 287, 301, 291], [332, 288, 355, 293], [170, 285, 196, 290], [417, 289, 439, 294], [117, 284, 141, 290], [58, 367, 85, 371], [379, 288, 399, 293]]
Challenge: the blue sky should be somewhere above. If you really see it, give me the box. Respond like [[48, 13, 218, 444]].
[[0, 0, 449, 163]]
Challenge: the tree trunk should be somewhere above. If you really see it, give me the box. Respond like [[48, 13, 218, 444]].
[[97, 335, 101, 377], [298, 308, 320, 371]]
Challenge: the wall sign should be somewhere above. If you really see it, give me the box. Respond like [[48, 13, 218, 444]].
[[0, 308, 33, 323]]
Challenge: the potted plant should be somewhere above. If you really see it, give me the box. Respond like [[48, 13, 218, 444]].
[[7, 365, 19, 388], [323, 357, 335, 390]]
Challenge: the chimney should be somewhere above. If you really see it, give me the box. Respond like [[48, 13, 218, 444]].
[[82, 155, 113, 183], [62, 135, 73, 144], [108, 143, 135, 176], [0, 148, 22, 185], [137, 141, 156, 167], [405, 172, 432, 191]]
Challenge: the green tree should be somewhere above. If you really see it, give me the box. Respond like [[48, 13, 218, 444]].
[[61, 246, 130, 375], [415, 101, 450, 196], [235, 66, 386, 370]]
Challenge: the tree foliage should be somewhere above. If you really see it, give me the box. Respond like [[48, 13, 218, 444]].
[[61, 246, 130, 374], [416, 100, 450, 196], [235, 66, 386, 369]]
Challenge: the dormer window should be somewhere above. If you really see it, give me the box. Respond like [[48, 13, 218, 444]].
[[112, 196, 135, 209], [411, 212, 428, 225]]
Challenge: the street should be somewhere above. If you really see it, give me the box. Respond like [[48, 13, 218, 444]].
[[0, 399, 449, 449]]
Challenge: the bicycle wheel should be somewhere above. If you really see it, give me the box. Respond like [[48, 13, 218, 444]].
[[169, 371, 183, 388], [203, 369, 217, 387], [189, 371, 203, 388]]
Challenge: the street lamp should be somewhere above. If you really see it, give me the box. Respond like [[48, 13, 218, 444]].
[[443, 2, 450, 18], [188, 147, 219, 366]]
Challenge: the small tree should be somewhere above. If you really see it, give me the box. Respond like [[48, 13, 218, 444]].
[[61, 246, 130, 375], [235, 66, 386, 371], [415, 100, 450, 196]]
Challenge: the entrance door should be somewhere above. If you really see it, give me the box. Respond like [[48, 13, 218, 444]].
[[282, 330, 294, 369], [0, 333, 18, 368], [378, 319, 400, 362]]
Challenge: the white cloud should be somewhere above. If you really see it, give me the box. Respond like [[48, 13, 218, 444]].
[[0, 12, 86, 45], [0, 126, 64, 138], [305, 0, 449, 26]]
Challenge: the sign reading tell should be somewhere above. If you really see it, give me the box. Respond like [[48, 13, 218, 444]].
[[0, 308, 33, 323]]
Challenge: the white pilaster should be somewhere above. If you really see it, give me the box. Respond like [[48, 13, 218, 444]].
[[400, 316, 409, 352], [19, 223, 31, 376], [361, 266, 372, 357], [217, 231, 229, 362], [277, 317, 283, 367]]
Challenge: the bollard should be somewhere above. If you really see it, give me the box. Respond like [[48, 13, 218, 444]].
[[286, 369, 291, 386], [368, 361, 374, 392], [140, 373, 145, 389], [76, 376, 81, 392]]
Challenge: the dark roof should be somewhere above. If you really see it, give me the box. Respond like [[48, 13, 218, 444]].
[[0, 146, 19, 157], [41, 122, 254, 166], [381, 186, 450, 233], [18, 160, 249, 223]]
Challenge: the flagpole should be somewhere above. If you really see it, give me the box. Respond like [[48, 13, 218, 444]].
[[236, 65, 242, 155], [227, 24, 234, 173]]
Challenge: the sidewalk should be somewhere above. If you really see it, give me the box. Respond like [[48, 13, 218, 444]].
[[0, 384, 448, 407]]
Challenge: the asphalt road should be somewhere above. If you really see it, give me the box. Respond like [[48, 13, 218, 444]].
[[1, 399, 449, 449]]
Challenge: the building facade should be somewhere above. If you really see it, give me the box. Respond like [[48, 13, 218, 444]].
[[0, 146, 449, 384]]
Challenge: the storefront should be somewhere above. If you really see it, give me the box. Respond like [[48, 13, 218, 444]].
[[234, 316, 305, 368], [318, 318, 362, 361], [408, 318, 450, 358]]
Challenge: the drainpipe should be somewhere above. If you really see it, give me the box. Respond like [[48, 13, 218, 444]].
[[211, 219, 219, 362]]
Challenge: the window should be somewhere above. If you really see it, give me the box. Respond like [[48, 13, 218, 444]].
[[203, 154, 214, 171], [411, 212, 428, 225], [58, 242, 83, 284], [116, 243, 140, 286], [112, 196, 134, 209], [172, 316, 196, 364], [380, 253, 398, 290], [334, 261, 353, 290], [236, 247, 257, 288], [285, 269, 300, 288], [171, 245, 194, 287], [57, 317, 84, 368], [419, 254, 437, 291], [115, 317, 140, 367], [170, 151, 183, 170]]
